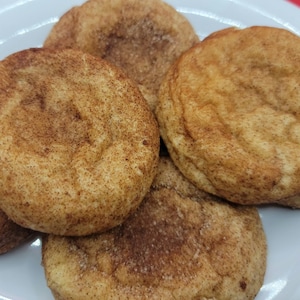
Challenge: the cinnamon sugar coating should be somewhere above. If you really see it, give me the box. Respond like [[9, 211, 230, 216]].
[[42, 158, 266, 300], [156, 26, 300, 207], [43, 0, 199, 111], [0, 48, 159, 236]]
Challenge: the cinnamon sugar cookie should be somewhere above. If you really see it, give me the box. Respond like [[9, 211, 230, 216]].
[[156, 26, 300, 207], [0, 48, 159, 236], [0, 209, 35, 254], [42, 158, 267, 300], [43, 0, 199, 111]]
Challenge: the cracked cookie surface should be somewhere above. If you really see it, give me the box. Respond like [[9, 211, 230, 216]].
[[0, 48, 159, 236], [156, 26, 300, 207], [42, 158, 267, 300], [43, 0, 199, 111]]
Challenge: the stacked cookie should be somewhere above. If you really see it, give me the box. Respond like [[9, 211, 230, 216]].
[[42, 157, 266, 300], [2, 0, 300, 299], [0, 209, 35, 254], [0, 47, 160, 237], [156, 26, 300, 208], [43, 0, 200, 112]]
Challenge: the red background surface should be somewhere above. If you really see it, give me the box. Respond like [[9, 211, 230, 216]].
[[287, 0, 300, 7]]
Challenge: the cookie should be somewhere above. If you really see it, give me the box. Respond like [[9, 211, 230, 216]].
[[43, 0, 199, 111], [0, 48, 159, 236], [42, 158, 267, 299], [0, 209, 35, 254], [156, 26, 300, 207]]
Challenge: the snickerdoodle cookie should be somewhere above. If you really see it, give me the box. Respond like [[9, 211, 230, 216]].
[[43, 0, 199, 111], [0, 209, 35, 254], [42, 158, 267, 300], [156, 26, 300, 207], [0, 48, 159, 236]]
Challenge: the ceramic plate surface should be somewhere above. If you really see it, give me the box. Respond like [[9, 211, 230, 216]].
[[0, 0, 300, 299]]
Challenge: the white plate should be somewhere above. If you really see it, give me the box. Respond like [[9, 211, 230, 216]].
[[0, 0, 300, 299]]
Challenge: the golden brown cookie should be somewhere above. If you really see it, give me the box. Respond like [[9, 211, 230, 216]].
[[0, 47, 159, 236], [42, 158, 267, 300], [156, 26, 300, 207], [43, 0, 199, 111], [0, 209, 35, 254]]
